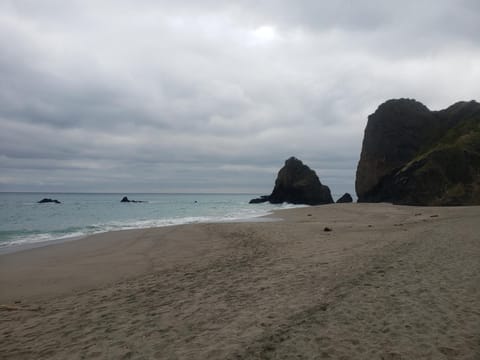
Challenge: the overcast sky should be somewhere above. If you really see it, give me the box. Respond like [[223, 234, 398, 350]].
[[1, 0, 479, 195]]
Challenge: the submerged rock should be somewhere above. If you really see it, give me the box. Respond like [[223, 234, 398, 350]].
[[356, 99, 480, 205], [38, 198, 61, 204], [250, 157, 334, 206], [336, 193, 353, 203], [249, 196, 270, 204]]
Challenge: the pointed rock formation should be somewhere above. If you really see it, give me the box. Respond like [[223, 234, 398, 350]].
[[250, 157, 333, 205]]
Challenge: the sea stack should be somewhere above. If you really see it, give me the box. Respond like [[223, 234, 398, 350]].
[[356, 99, 480, 205], [250, 157, 334, 205]]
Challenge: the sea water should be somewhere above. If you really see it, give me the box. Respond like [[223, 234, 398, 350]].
[[0, 193, 305, 250]]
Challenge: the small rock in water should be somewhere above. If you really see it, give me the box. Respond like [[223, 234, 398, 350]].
[[324, 227, 332, 232], [121, 196, 145, 203], [38, 198, 61, 204]]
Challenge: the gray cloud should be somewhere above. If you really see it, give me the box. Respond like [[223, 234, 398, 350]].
[[1, 0, 479, 195]]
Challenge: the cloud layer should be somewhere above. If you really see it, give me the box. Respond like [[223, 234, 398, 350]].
[[1, 0, 480, 195]]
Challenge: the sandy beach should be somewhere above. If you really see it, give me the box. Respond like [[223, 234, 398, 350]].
[[1, 203, 479, 359]]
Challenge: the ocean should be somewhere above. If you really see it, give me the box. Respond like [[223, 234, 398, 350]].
[[0, 192, 306, 251]]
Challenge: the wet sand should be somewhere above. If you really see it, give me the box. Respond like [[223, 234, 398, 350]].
[[1, 203, 479, 359]]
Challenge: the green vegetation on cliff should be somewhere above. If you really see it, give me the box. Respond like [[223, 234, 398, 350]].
[[356, 99, 480, 205]]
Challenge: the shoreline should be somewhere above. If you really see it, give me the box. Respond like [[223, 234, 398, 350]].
[[1, 203, 479, 359], [0, 234, 88, 256], [0, 210, 285, 256]]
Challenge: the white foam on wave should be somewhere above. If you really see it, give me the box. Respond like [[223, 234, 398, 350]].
[[3, 231, 87, 248], [0, 202, 306, 250]]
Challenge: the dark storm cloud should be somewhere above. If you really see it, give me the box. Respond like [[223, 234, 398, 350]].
[[1, 0, 479, 193]]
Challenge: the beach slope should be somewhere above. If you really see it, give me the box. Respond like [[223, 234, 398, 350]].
[[1, 204, 479, 359]]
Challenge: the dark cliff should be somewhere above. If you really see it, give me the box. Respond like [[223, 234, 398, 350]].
[[356, 99, 480, 205]]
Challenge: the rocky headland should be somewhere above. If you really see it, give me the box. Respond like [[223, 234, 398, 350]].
[[356, 99, 480, 205]]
